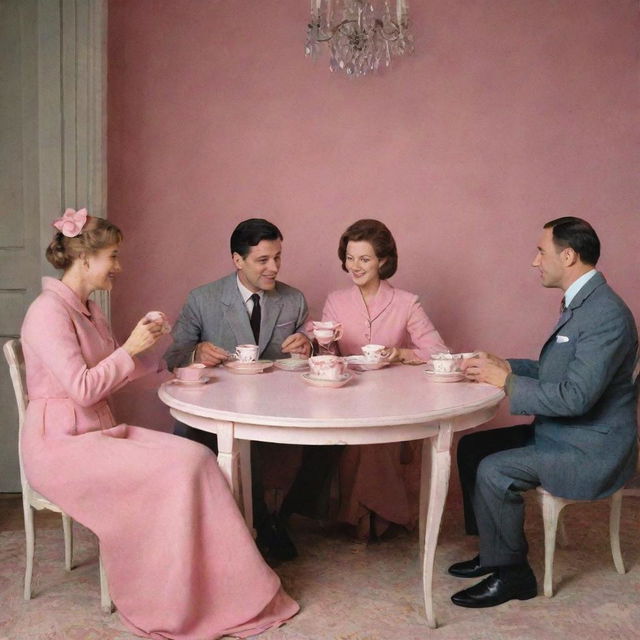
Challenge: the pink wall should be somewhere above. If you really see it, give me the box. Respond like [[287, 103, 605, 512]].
[[107, 0, 640, 431]]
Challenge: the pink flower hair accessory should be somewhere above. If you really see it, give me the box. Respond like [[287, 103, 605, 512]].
[[53, 208, 88, 237]]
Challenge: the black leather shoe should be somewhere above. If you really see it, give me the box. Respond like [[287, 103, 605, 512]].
[[451, 565, 537, 608], [256, 514, 298, 562], [448, 555, 494, 578]]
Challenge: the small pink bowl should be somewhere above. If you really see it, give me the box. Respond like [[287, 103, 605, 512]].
[[175, 363, 207, 381]]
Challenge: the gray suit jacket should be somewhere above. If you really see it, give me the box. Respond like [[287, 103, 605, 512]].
[[164, 273, 309, 370], [508, 272, 638, 500]]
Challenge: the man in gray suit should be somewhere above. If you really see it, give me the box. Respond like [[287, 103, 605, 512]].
[[449, 217, 638, 608], [164, 218, 310, 368], [165, 218, 319, 562]]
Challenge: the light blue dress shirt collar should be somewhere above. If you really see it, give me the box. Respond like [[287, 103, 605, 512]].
[[564, 269, 597, 308]]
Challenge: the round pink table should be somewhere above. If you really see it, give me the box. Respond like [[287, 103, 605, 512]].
[[158, 364, 504, 628]]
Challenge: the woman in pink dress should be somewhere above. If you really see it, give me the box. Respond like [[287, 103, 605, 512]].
[[20, 209, 298, 639], [322, 219, 448, 540]]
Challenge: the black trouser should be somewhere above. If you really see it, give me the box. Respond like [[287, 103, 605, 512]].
[[174, 423, 340, 528], [280, 445, 344, 520], [457, 424, 534, 535]]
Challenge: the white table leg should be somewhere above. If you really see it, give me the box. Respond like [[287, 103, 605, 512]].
[[418, 437, 430, 558], [216, 421, 241, 506], [238, 439, 253, 533], [421, 422, 453, 629]]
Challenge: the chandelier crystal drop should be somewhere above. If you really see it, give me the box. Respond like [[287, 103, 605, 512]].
[[305, 0, 414, 77]]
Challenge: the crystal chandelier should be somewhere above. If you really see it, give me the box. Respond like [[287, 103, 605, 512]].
[[305, 0, 414, 77]]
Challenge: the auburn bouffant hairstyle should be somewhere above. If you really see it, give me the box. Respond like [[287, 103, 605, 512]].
[[337, 219, 398, 280]]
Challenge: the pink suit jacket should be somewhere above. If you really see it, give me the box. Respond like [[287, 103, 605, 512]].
[[322, 280, 447, 359], [22, 277, 159, 440]]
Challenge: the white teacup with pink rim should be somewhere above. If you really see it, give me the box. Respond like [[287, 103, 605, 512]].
[[430, 353, 463, 373], [361, 344, 386, 363], [308, 355, 347, 381], [312, 321, 343, 345], [235, 344, 259, 363], [175, 363, 207, 381]]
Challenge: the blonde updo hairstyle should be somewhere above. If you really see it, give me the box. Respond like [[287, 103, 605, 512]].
[[46, 216, 123, 271]]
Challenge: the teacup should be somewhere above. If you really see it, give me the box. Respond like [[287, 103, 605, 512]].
[[235, 344, 259, 362], [145, 310, 172, 334], [430, 352, 462, 373], [312, 321, 343, 345], [308, 355, 347, 381], [361, 344, 386, 362], [175, 363, 207, 381]]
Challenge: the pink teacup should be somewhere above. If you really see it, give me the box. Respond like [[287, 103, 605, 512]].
[[144, 310, 172, 334], [175, 363, 207, 381], [312, 321, 343, 345], [308, 355, 347, 381]]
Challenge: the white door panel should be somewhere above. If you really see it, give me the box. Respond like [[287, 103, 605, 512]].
[[0, 0, 106, 491]]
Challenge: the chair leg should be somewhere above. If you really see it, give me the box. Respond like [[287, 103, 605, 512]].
[[541, 493, 564, 597], [23, 501, 35, 601], [62, 514, 73, 571], [609, 489, 625, 574], [99, 552, 113, 614]]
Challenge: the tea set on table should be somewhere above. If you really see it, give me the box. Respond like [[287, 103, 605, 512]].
[[171, 320, 477, 388]]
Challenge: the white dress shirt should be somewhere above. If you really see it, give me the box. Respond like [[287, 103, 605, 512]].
[[236, 275, 264, 316]]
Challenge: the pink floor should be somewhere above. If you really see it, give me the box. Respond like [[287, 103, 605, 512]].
[[1, 491, 640, 640]]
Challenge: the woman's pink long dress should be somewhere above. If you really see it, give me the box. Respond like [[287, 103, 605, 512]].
[[322, 281, 447, 533], [20, 278, 298, 640]]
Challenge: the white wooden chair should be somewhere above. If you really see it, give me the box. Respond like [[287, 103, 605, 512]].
[[3, 339, 112, 613], [535, 486, 625, 597], [536, 354, 640, 597]]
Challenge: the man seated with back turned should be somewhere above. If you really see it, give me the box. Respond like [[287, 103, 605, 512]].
[[449, 216, 638, 608], [165, 218, 332, 562]]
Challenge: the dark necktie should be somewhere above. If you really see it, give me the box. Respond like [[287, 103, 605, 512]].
[[250, 293, 261, 344]]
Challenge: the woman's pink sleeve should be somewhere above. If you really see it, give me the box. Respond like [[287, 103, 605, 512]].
[[406, 297, 448, 361], [321, 293, 340, 323], [22, 298, 135, 407]]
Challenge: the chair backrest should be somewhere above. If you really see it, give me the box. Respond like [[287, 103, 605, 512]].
[[3, 339, 29, 486], [3, 339, 27, 422]]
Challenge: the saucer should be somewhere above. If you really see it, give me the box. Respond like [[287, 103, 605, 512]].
[[424, 370, 465, 383], [302, 372, 352, 388], [275, 358, 309, 371], [171, 376, 210, 386], [344, 355, 390, 371], [223, 360, 273, 375]]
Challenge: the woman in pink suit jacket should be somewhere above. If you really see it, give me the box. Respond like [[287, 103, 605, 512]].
[[322, 219, 448, 539], [20, 210, 298, 640]]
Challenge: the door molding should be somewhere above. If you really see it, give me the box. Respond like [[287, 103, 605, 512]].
[[0, 0, 107, 492]]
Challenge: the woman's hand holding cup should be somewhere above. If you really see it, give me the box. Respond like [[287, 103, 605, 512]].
[[123, 315, 165, 357], [312, 321, 343, 346], [144, 310, 172, 334]]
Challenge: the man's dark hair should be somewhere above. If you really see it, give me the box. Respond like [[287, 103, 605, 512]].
[[543, 216, 600, 266], [230, 218, 283, 258]]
